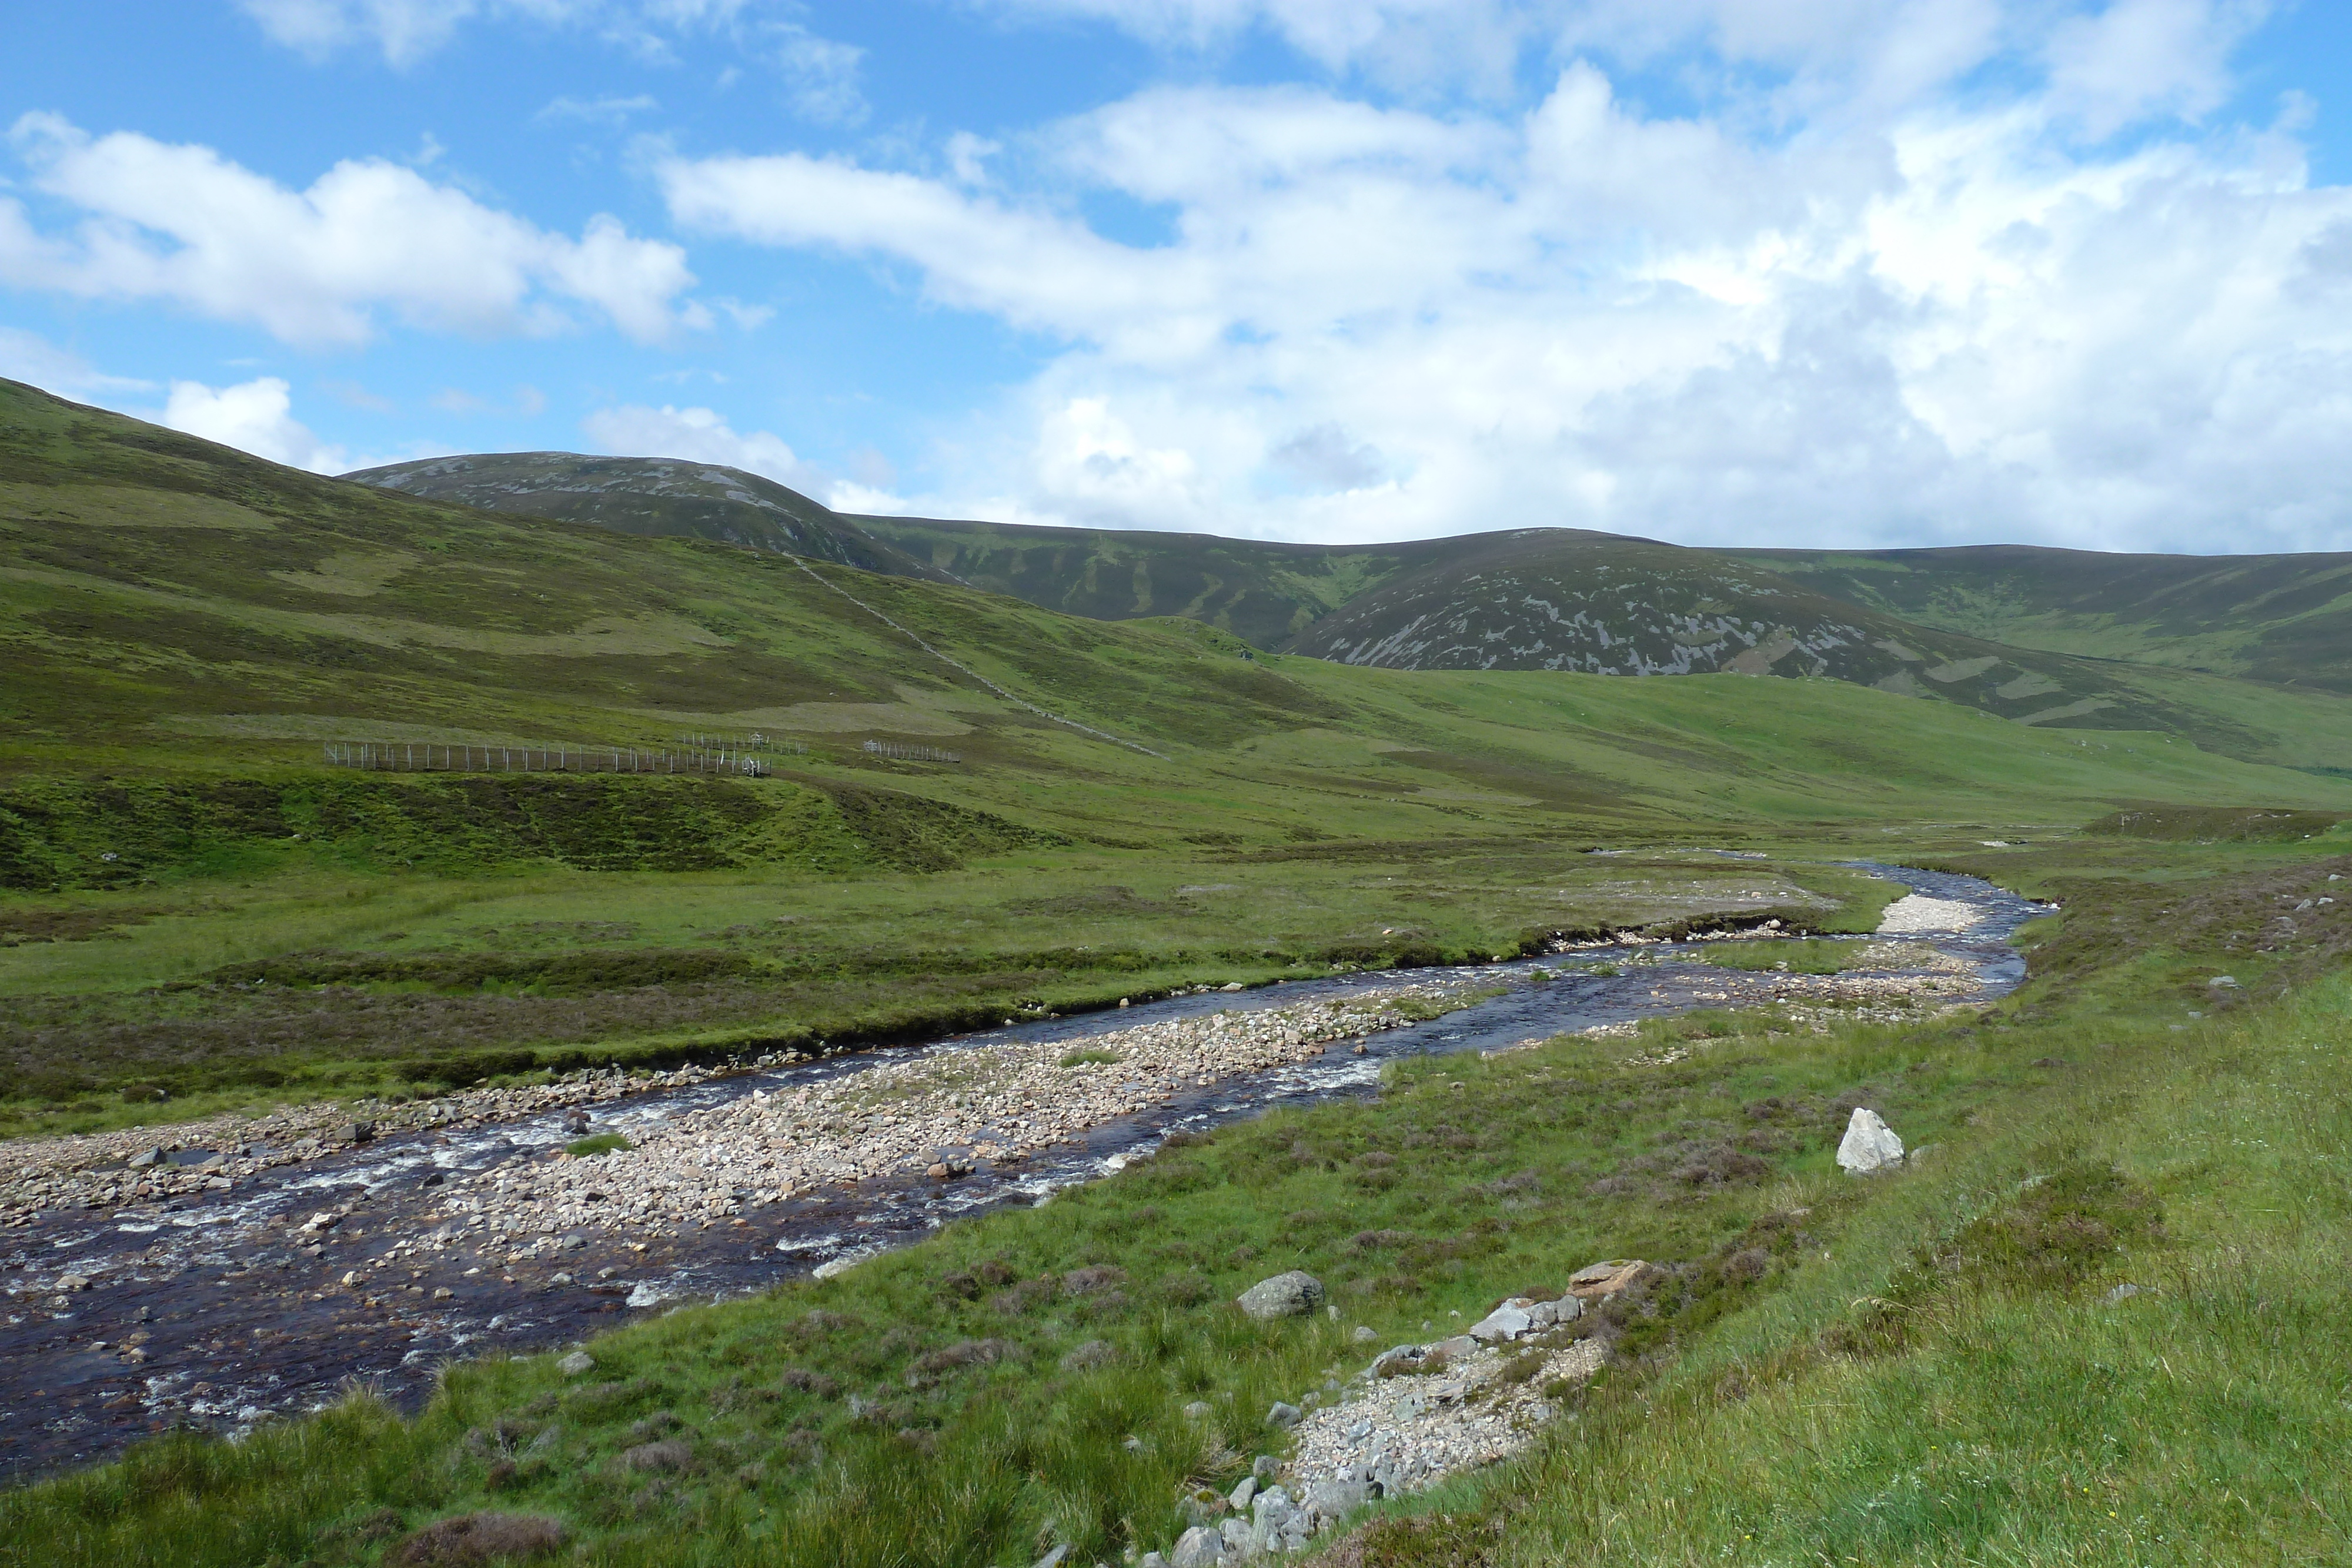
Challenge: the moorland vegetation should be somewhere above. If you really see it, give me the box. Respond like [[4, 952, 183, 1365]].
[[5, 377, 2352, 1565]]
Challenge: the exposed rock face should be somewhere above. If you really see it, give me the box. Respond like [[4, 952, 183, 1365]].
[[1237, 1272, 1327, 1320], [1568, 1259, 1649, 1299], [1837, 1107, 1906, 1174]]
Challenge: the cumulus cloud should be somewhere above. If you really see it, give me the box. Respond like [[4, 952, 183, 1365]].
[[0, 113, 700, 347], [661, 5, 2352, 553], [580, 402, 831, 493], [164, 377, 348, 472]]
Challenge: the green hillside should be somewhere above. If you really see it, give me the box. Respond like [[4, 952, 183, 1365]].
[[336, 450, 2352, 759], [9, 372, 2352, 1121], [851, 511, 1462, 647], [1743, 543, 2352, 694], [14, 380, 2352, 1568], [345, 451, 951, 583]]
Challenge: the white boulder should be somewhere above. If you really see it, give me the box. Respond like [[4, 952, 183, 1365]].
[[1837, 1108, 1906, 1174]]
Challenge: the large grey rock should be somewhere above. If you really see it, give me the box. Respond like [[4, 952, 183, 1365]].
[[1033, 1547, 1068, 1568], [1305, 1479, 1368, 1523], [1266, 1401, 1302, 1428], [1468, 1300, 1534, 1342], [1236, 1271, 1325, 1320], [1220, 1517, 1251, 1554], [1141, 1556, 1170, 1568], [1836, 1108, 1906, 1175], [557, 1350, 594, 1376], [1228, 1476, 1258, 1512], [1170, 1526, 1225, 1567], [126, 1147, 163, 1169]]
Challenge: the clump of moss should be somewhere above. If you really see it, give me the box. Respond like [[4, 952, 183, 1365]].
[[566, 1132, 633, 1157]]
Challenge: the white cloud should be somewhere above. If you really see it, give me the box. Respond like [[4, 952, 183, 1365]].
[[580, 402, 830, 492], [164, 376, 348, 473], [774, 23, 867, 125], [0, 327, 156, 397], [660, 10, 2352, 553], [537, 93, 661, 124], [826, 479, 910, 514], [0, 113, 700, 347], [978, 0, 1528, 89], [237, 0, 480, 67], [236, 0, 757, 66], [2044, 0, 2266, 138]]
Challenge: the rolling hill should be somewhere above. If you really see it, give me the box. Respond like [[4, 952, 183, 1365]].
[[335, 449, 2352, 764], [6, 375, 2350, 825], [345, 450, 953, 583], [1738, 544, 2352, 695]]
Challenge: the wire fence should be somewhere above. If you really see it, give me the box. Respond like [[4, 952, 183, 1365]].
[[322, 742, 783, 777], [674, 733, 805, 754], [861, 740, 962, 764]]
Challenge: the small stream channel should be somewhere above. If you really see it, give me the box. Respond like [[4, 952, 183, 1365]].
[[0, 864, 2046, 1479]]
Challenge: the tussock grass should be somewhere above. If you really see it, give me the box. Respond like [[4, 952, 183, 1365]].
[[1347, 929, 2352, 1564]]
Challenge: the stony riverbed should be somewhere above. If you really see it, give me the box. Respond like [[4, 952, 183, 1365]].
[[0, 864, 2046, 1477]]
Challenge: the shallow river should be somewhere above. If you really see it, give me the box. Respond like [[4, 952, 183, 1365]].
[[0, 864, 2043, 1478]]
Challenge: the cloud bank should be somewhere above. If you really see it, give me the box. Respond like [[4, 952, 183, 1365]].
[[0, 113, 701, 348], [657, 1, 2352, 553]]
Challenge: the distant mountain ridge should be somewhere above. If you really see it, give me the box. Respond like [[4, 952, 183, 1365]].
[[346, 452, 954, 584], [337, 448, 2352, 743]]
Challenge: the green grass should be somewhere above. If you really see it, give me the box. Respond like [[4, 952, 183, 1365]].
[[1057, 1048, 1121, 1068], [564, 1132, 632, 1157], [12, 381, 2352, 1566], [9, 836, 2341, 1567]]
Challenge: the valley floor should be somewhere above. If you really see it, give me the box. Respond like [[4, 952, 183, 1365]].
[[5, 827, 2347, 1568]]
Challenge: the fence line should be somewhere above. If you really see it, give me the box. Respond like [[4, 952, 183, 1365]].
[[674, 733, 806, 755], [861, 740, 962, 764], [323, 743, 774, 777]]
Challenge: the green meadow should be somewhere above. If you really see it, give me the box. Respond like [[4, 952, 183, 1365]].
[[8, 833, 2350, 1568], [9, 378, 2352, 1565]]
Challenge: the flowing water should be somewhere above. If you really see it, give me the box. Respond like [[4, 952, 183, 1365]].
[[0, 864, 2043, 1477]]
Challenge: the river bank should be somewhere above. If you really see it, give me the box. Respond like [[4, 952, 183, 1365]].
[[0, 866, 2037, 1478]]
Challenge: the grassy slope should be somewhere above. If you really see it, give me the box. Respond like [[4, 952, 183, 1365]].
[[10, 375, 2352, 1129], [11, 389, 2352, 1563], [341, 452, 950, 584], [6, 831, 2346, 1567], [853, 512, 1465, 648], [1745, 543, 2352, 696]]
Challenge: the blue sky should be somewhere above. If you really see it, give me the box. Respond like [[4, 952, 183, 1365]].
[[5, 1, 2351, 553]]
